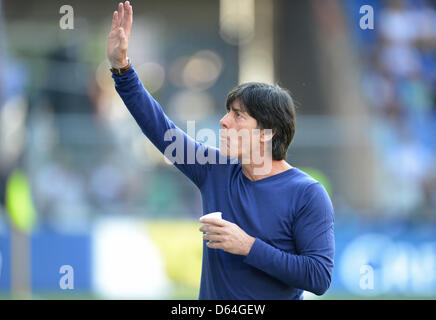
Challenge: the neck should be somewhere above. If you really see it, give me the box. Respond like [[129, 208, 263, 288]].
[[241, 159, 293, 182]]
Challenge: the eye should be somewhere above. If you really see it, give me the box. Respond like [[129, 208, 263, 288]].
[[235, 112, 242, 118]]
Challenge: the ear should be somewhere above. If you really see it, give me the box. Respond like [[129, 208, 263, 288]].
[[260, 129, 274, 143]]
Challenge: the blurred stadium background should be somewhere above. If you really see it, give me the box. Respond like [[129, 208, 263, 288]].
[[0, 0, 436, 299]]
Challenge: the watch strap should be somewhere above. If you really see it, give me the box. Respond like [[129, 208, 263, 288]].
[[110, 57, 132, 75]]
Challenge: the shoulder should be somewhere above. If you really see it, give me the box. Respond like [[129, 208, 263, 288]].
[[290, 168, 326, 191], [286, 167, 321, 194], [291, 169, 334, 218]]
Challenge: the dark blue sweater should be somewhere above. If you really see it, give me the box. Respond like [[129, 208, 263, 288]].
[[113, 67, 335, 299]]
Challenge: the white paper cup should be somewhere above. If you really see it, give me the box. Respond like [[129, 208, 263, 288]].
[[201, 211, 222, 221], [200, 211, 222, 243]]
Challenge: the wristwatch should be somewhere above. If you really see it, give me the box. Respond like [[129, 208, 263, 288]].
[[110, 57, 131, 75]]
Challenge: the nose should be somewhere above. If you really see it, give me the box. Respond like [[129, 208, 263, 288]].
[[220, 113, 229, 129]]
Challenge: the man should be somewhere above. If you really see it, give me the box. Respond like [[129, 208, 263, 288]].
[[108, 2, 334, 299]]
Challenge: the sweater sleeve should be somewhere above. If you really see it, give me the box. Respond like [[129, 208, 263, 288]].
[[112, 67, 220, 189], [243, 182, 335, 296]]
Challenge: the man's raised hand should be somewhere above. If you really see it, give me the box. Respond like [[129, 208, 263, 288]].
[[108, 1, 133, 69]]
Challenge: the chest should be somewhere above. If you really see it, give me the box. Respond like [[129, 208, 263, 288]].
[[203, 178, 298, 252]]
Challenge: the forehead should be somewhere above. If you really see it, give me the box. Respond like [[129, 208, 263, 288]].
[[226, 100, 258, 127], [228, 99, 248, 113]]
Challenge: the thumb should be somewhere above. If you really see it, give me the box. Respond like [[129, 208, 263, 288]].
[[118, 28, 128, 48]]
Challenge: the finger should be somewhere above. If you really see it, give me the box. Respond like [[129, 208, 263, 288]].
[[111, 11, 119, 30], [118, 2, 124, 27], [118, 27, 128, 48], [199, 225, 222, 234], [123, 2, 133, 37], [124, 1, 131, 14], [206, 241, 222, 250], [203, 234, 223, 242], [199, 217, 228, 227]]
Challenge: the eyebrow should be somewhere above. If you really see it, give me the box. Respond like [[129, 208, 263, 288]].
[[230, 105, 247, 114]]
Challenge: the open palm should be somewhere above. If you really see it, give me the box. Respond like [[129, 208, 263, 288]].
[[108, 1, 133, 68]]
